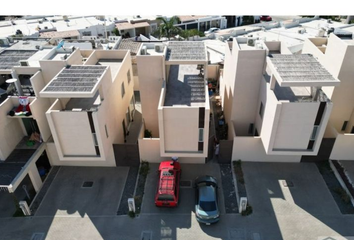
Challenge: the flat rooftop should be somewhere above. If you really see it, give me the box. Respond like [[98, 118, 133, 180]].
[[41, 65, 107, 97], [166, 42, 206, 62], [96, 59, 123, 78], [0, 50, 37, 69], [269, 54, 340, 87], [164, 65, 206, 106]]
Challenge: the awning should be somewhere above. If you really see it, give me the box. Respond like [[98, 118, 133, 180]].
[[39, 30, 80, 39], [115, 21, 150, 31]]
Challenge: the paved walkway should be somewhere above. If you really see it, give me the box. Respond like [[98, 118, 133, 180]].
[[340, 161, 354, 186]]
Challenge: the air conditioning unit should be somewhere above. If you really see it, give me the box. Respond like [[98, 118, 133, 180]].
[[63, 15, 69, 21], [298, 28, 306, 34], [247, 37, 256, 46], [19, 60, 29, 66], [154, 44, 163, 52], [141, 46, 147, 55]]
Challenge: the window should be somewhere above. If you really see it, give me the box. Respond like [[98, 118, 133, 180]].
[[92, 133, 98, 146], [259, 102, 264, 118], [198, 128, 204, 142], [341, 121, 348, 131], [105, 125, 109, 138], [248, 123, 254, 135], [310, 126, 319, 141], [127, 70, 131, 84], [121, 82, 125, 98]]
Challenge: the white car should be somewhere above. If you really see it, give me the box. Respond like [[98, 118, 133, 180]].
[[204, 28, 220, 35]]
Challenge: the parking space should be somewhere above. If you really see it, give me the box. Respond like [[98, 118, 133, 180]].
[[242, 162, 340, 216], [0, 191, 16, 218], [35, 166, 129, 217], [141, 162, 225, 215]]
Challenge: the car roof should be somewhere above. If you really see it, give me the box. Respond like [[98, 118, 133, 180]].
[[199, 185, 216, 202]]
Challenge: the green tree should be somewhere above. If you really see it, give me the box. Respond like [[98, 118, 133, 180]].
[[156, 16, 182, 40], [242, 16, 254, 25], [112, 28, 120, 36]]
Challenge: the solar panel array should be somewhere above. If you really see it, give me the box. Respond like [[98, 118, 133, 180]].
[[0, 50, 37, 69], [43, 66, 107, 93], [166, 41, 206, 61], [270, 54, 335, 82]]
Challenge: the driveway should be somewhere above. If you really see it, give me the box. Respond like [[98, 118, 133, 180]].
[[243, 162, 340, 217], [141, 162, 225, 216], [0, 192, 16, 218], [35, 166, 129, 217]]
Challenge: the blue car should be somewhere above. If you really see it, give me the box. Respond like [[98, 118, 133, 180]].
[[194, 176, 220, 225]]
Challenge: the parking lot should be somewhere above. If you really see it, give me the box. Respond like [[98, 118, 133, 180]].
[[35, 166, 129, 217], [242, 162, 340, 216], [141, 162, 226, 215]]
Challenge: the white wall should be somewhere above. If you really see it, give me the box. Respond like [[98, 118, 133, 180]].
[[330, 132, 354, 160], [49, 111, 97, 156], [163, 107, 200, 152], [0, 98, 25, 160], [138, 138, 165, 162], [273, 102, 319, 150], [137, 55, 165, 137], [232, 136, 301, 162], [29, 98, 52, 142]]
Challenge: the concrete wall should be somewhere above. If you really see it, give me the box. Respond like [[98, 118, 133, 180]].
[[223, 41, 266, 136], [0, 98, 25, 160], [138, 138, 165, 162], [39, 60, 66, 85], [162, 107, 200, 152], [29, 97, 52, 142], [136, 55, 165, 137], [207, 65, 219, 80], [49, 111, 97, 156], [273, 102, 319, 150], [232, 136, 301, 162], [30, 71, 46, 96], [330, 132, 354, 160]]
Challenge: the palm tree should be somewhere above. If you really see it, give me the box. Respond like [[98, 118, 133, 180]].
[[156, 16, 182, 40]]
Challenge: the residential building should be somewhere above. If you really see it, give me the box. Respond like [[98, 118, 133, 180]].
[[137, 41, 210, 163], [220, 37, 339, 162], [302, 31, 354, 161], [175, 15, 227, 32], [0, 39, 136, 211]]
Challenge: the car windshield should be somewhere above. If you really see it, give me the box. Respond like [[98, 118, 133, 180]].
[[157, 194, 174, 201], [199, 201, 216, 211]]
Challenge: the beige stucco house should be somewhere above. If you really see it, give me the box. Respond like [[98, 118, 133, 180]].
[[220, 37, 339, 162], [137, 41, 210, 164], [303, 33, 354, 160]]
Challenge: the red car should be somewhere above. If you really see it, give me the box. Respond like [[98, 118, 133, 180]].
[[260, 16, 272, 22], [155, 160, 181, 207]]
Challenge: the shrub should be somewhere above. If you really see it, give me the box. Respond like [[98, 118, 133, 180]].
[[334, 187, 350, 204], [128, 210, 135, 218], [139, 161, 150, 178], [241, 205, 253, 216], [144, 129, 152, 138]]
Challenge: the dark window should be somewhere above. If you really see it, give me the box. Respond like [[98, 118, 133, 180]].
[[307, 140, 315, 150], [248, 123, 254, 135], [259, 102, 264, 118], [199, 201, 217, 211], [254, 128, 259, 136], [121, 82, 125, 98], [157, 194, 174, 201], [198, 142, 204, 151], [341, 121, 348, 131], [315, 102, 326, 125], [351, 127, 354, 134], [127, 70, 131, 84], [199, 107, 205, 128], [105, 125, 109, 138]]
